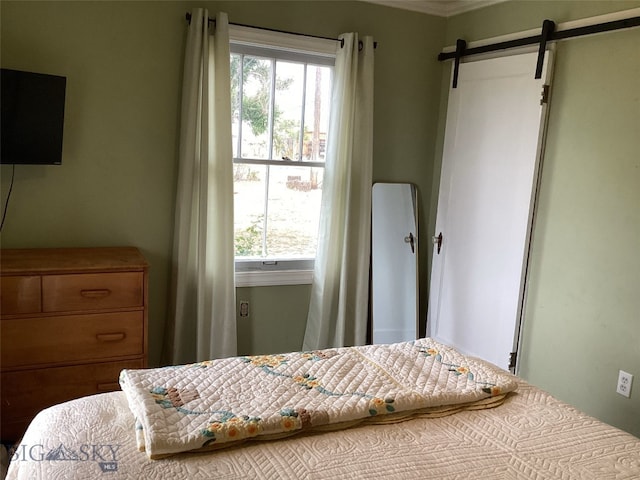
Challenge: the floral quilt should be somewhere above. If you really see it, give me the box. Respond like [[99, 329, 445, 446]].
[[119, 338, 518, 459]]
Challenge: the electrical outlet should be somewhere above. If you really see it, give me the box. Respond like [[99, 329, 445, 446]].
[[239, 301, 249, 318], [616, 370, 633, 398]]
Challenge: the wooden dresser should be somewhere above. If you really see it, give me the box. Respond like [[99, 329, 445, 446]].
[[0, 247, 148, 442]]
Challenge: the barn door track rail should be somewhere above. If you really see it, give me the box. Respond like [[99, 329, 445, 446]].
[[440, 13, 640, 88]]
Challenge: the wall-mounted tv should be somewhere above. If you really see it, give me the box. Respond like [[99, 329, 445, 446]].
[[1, 68, 67, 165]]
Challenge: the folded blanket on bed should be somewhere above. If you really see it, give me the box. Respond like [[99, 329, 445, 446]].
[[119, 338, 518, 459]]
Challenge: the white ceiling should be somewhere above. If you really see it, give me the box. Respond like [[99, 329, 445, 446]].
[[361, 0, 508, 17]]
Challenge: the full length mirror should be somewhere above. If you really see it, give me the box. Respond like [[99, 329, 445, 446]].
[[371, 182, 419, 344]]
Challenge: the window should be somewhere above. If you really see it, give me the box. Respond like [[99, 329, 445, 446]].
[[229, 27, 336, 286]]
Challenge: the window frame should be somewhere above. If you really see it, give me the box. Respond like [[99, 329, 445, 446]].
[[229, 25, 337, 287]]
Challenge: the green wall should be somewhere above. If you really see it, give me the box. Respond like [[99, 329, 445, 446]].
[[439, 0, 640, 437], [0, 1, 444, 363], [236, 285, 311, 355]]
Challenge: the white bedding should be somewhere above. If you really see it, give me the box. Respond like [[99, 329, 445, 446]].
[[7, 380, 640, 478]]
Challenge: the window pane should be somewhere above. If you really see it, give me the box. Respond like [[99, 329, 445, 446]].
[[234, 164, 266, 257], [303, 65, 332, 162], [240, 57, 273, 159], [230, 43, 333, 267], [273, 61, 304, 161], [266, 165, 323, 258]]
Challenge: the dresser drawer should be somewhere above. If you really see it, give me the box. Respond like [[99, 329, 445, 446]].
[[1, 359, 143, 442], [0, 275, 41, 315], [42, 272, 143, 312], [1, 312, 144, 368]]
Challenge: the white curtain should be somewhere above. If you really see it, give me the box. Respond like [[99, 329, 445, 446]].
[[303, 33, 375, 350], [164, 9, 236, 364]]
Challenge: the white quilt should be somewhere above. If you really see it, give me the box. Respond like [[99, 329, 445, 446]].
[[120, 339, 518, 458]]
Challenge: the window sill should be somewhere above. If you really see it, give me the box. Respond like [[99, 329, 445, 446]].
[[235, 270, 313, 287]]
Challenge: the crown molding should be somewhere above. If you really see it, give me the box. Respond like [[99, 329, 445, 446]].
[[361, 0, 508, 17]]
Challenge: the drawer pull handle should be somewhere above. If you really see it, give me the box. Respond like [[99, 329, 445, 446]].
[[96, 333, 126, 342], [80, 289, 112, 298], [97, 382, 120, 391]]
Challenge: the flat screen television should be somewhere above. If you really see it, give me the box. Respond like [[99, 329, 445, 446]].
[[1, 68, 67, 165]]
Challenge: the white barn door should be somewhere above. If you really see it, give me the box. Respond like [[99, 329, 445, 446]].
[[427, 51, 553, 371]]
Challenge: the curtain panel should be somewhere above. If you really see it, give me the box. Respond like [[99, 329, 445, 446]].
[[164, 9, 237, 364], [303, 33, 375, 350]]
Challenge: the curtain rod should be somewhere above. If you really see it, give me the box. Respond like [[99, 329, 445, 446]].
[[438, 15, 640, 62], [185, 12, 377, 49]]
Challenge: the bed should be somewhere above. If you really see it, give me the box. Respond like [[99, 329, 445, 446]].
[[7, 338, 640, 479]]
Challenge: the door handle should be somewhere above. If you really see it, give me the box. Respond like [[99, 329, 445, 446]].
[[432, 232, 443, 254], [404, 232, 416, 253]]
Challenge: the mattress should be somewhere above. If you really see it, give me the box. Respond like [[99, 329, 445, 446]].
[[7, 379, 640, 479]]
